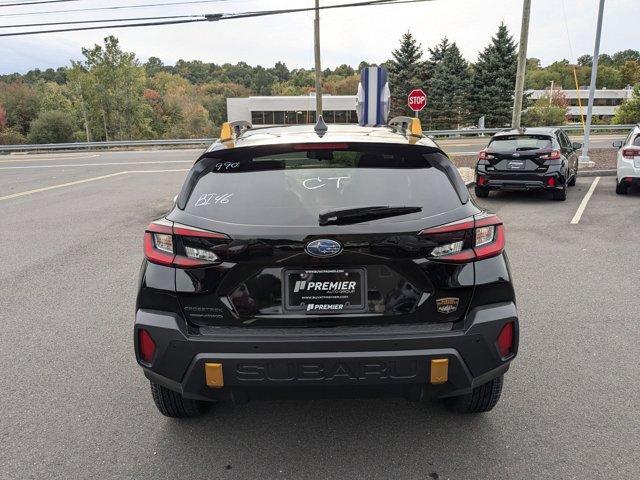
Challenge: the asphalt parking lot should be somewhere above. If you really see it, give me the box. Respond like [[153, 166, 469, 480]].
[[1, 149, 638, 479]]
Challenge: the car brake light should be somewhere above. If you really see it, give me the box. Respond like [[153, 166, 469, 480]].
[[477, 175, 486, 186], [293, 143, 349, 150], [138, 329, 156, 363], [497, 322, 515, 358], [419, 214, 505, 263], [547, 176, 556, 187], [540, 150, 561, 160], [144, 221, 228, 268], [622, 147, 640, 159], [477, 149, 494, 161]]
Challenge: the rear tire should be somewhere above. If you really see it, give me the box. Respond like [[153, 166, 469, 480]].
[[616, 180, 628, 195], [474, 186, 490, 198], [552, 185, 567, 201], [150, 382, 213, 418], [445, 375, 504, 414]]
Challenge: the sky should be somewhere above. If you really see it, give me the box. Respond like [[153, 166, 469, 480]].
[[0, 0, 638, 74]]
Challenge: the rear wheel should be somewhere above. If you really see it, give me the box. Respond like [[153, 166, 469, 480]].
[[616, 180, 628, 195], [445, 375, 504, 413], [150, 382, 213, 418], [552, 185, 567, 201], [474, 186, 490, 198]]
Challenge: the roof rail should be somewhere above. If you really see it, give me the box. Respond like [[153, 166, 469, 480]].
[[220, 120, 252, 142], [388, 116, 423, 138]]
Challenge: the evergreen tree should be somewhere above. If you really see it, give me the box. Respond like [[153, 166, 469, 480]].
[[426, 37, 451, 79], [471, 23, 517, 127], [427, 41, 472, 129], [388, 31, 426, 117]]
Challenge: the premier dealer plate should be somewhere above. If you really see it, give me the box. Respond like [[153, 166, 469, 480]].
[[284, 268, 367, 314]]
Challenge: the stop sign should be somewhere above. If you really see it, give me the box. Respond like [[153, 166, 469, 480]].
[[408, 89, 427, 112]]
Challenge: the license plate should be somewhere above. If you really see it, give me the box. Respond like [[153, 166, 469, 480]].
[[507, 160, 525, 170], [284, 268, 366, 314]]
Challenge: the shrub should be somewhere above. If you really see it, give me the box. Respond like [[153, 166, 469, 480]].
[[0, 128, 27, 145], [27, 110, 75, 144]]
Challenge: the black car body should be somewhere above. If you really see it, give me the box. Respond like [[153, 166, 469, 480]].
[[475, 127, 580, 201], [135, 121, 519, 417]]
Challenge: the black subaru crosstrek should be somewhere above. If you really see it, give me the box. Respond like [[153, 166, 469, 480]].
[[475, 127, 580, 201], [134, 118, 519, 417]]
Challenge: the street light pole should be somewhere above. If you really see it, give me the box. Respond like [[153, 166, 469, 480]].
[[314, 0, 323, 118], [511, 0, 532, 129], [580, 0, 606, 166]]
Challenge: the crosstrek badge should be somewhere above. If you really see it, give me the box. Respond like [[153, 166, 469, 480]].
[[436, 297, 460, 314]]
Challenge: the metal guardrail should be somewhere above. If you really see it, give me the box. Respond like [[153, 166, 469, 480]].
[[0, 125, 634, 153], [424, 124, 634, 138], [0, 138, 213, 153]]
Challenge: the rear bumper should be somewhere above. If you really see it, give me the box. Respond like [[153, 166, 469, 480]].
[[476, 165, 566, 190], [617, 159, 640, 180], [135, 302, 518, 402]]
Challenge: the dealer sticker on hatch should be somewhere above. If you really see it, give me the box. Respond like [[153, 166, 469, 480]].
[[284, 268, 367, 314]]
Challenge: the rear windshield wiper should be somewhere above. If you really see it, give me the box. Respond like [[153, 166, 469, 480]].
[[319, 206, 422, 226]]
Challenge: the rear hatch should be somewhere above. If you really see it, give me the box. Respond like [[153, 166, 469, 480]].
[[484, 134, 556, 172], [166, 142, 482, 328]]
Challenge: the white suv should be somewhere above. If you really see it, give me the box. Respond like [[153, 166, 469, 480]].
[[614, 125, 640, 195]]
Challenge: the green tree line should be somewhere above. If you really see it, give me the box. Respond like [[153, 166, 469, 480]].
[[1, 31, 639, 145]]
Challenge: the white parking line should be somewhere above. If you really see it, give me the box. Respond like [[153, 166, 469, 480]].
[[0, 160, 193, 170], [0, 154, 100, 164], [570, 177, 600, 224], [0, 172, 128, 202], [0, 169, 189, 202]]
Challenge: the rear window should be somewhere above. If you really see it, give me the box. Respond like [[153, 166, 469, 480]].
[[183, 144, 462, 227], [488, 135, 553, 153]]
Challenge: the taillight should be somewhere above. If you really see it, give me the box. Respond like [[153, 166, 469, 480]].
[[419, 214, 505, 263], [138, 329, 156, 363], [478, 149, 494, 161], [144, 221, 228, 268], [496, 322, 515, 358], [477, 175, 487, 186], [546, 176, 556, 187], [622, 147, 640, 159], [539, 150, 561, 160]]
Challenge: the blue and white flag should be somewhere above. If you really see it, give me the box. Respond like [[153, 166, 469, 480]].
[[356, 67, 391, 127]]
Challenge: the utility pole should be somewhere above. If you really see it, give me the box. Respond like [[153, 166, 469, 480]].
[[511, 0, 532, 129], [314, 0, 323, 117], [580, 0, 606, 166]]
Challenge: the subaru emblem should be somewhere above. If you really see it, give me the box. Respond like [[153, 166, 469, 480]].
[[305, 239, 342, 258]]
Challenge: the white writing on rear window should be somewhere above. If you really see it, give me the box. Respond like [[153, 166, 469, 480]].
[[194, 193, 233, 207]]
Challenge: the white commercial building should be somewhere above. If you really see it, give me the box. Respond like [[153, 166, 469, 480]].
[[529, 87, 634, 121], [227, 94, 357, 126], [227, 87, 635, 126]]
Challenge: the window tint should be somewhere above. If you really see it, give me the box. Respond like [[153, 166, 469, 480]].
[[183, 144, 462, 227], [557, 131, 571, 150], [488, 135, 553, 152]]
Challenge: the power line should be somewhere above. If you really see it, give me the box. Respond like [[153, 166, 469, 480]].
[[0, 14, 203, 28], [0, 0, 234, 17], [0, 0, 76, 6], [0, 0, 432, 35]]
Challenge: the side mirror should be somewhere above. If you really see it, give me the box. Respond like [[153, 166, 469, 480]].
[[572, 142, 582, 150], [612, 140, 623, 149]]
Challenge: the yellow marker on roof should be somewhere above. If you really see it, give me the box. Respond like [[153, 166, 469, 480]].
[[219, 122, 234, 143], [409, 118, 423, 137]]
